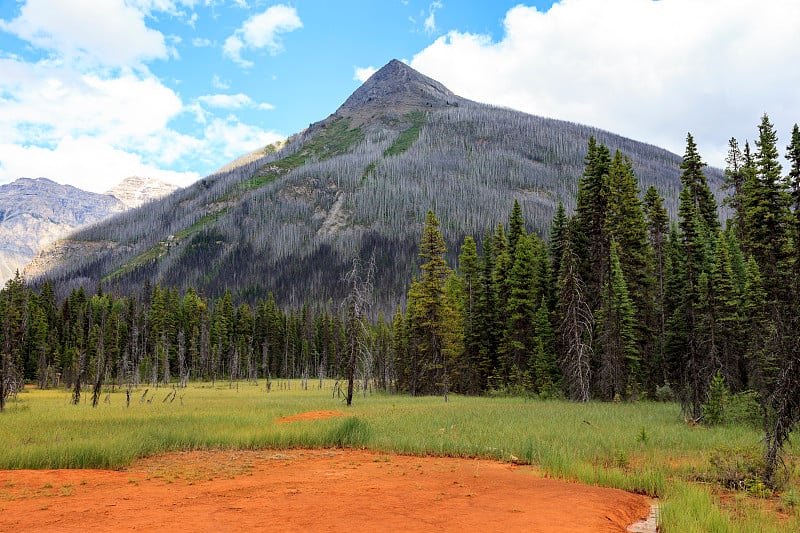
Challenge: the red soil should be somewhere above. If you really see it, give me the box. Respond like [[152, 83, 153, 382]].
[[277, 410, 349, 423], [0, 449, 651, 532]]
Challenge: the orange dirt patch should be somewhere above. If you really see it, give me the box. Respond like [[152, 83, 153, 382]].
[[0, 449, 651, 532], [277, 410, 349, 423]]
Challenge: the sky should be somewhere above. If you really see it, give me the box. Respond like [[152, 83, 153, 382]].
[[1, 0, 798, 193]]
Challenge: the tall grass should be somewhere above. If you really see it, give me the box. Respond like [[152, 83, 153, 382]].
[[1, 383, 797, 531]]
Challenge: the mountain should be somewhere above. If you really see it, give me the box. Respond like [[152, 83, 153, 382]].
[[33, 60, 724, 311], [105, 176, 179, 209], [0, 178, 126, 283], [0, 177, 177, 284]]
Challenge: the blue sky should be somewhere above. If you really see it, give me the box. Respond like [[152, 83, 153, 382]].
[[1, 1, 798, 193]]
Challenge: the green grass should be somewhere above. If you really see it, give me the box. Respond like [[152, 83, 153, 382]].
[[1, 383, 797, 532], [383, 111, 426, 157]]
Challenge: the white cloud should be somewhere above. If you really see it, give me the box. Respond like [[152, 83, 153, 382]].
[[0, 137, 200, 192], [424, 1, 443, 33], [353, 66, 378, 83], [0, 59, 183, 145], [0, 0, 168, 67], [192, 37, 213, 47], [223, 4, 302, 67], [202, 117, 284, 160], [410, 0, 800, 167], [211, 74, 230, 89], [197, 93, 274, 110], [0, 54, 282, 192]]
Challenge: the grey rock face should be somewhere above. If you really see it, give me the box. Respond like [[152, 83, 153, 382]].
[[0, 177, 175, 283]]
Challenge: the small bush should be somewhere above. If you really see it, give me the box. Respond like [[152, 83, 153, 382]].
[[654, 383, 675, 402], [725, 390, 761, 427], [707, 446, 768, 493]]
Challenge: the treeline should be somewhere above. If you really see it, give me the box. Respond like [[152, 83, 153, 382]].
[[0, 276, 400, 411]]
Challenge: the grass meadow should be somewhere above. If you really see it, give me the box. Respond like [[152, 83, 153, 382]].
[[1, 381, 797, 532]]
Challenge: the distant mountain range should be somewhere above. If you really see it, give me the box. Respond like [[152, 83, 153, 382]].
[[0, 177, 176, 283], [31, 60, 724, 311]]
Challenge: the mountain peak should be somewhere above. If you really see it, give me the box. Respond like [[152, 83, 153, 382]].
[[336, 59, 463, 122]]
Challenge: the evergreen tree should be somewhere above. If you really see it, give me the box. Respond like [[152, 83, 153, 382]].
[[507, 199, 525, 261], [724, 137, 747, 243], [549, 202, 568, 304], [574, 137, 611, 309], [531, 297, 558, 396], [676, 133, 718, 421], [643, 186, 669, 387], [404, 211, 455, 396], [596, 242, 638, 400], [474, 229, 501, 390], [456, 236, 482, 393], [744, 114, 791, 295], [499, 233, 537, 389]]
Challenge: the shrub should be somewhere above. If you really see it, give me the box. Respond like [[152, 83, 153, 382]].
[[707, 446, 768, 494], [702, 371, 729, 425]]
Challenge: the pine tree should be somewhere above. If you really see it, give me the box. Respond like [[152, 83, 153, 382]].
[[676, 133, 718, 421], [456, 236, 482, 393], [532, 297, 558, 396], [786, 124, 800, 274], [507, 199, 525, 261], [643, 186, 669, 387], [574, 137, 611, 309], [474, 229, 501, 390], [603, 150, 655, 389], [499, 233, 537, 389], [724, 137, 747, 243], [549, 202, 568, 303], [596, 242, 638, 400], [745, 114, 791, 295], [707, 231, 744, 390], [404, 211, 455, 396]]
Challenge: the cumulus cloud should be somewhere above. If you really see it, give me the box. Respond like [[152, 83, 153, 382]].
[[197, 93, 274, 110], [223, 4, 302, 67], [0, 0, 168, 67], [0, 53, 282, 191], [0, 137, 200, 192], [353, 66, 378, 83], [202, 117, 284, 161], [410, 0, 800, 166]]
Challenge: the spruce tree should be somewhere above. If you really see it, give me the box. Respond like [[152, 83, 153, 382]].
[[676, 133, 718, 421], [456, 236, 482, 393], [596, 242, 638, 400], [643, 186, 669, 387], [404, 211, 455, 396], [499, 233, 537, 389]]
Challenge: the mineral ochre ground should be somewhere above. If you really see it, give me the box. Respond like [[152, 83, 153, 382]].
[[0, 445, 654, 532]]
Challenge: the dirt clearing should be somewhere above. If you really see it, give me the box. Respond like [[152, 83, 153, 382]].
[[0, 449, 652, 532]]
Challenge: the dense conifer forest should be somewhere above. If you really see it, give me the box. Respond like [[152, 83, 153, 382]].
[[2, 114, 799, 485]]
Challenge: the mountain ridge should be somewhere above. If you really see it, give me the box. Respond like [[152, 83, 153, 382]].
[[0, 176, 176, 283]]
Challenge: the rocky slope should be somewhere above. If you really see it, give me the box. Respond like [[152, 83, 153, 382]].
[[0, 177, 175, 283]]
